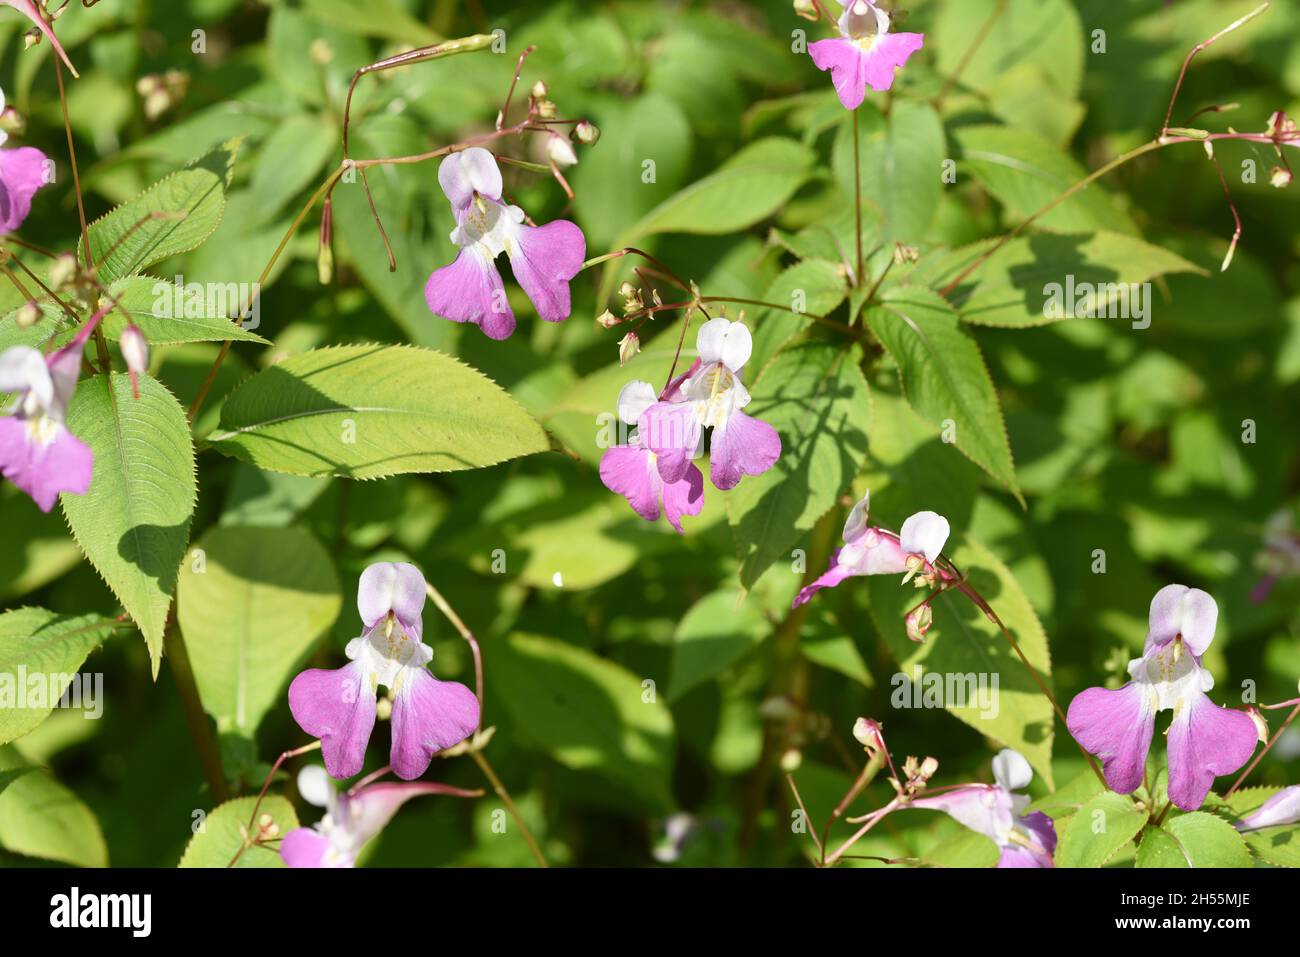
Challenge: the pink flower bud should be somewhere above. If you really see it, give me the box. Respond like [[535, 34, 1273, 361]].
[[120, 325, 149, 399], [905, 603, 933, 643], [852, 717, 887, 755]]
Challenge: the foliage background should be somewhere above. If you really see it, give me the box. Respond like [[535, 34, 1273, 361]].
[[1, 0, 1298, 868]]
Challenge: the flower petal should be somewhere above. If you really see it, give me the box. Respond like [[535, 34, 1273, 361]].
[[1066, 682, 1155, 795], [640, 400, 702, 485], [425, 247, 517, 340], [437, 147, 503, 211], [0, 345, 53, 408], [389, 668, 480, 780], [296, 765, 336, 808], [899, 510, 949, 562], [288, 662, 377, 780], [809, 38, 872, 111], [862, 33, 925, 92], [695, 317, 752, 372], [356, 562, 426, 638], [992, 749, 1033, 792], [792, 553, 859, 608], [1147, 583, 1218, 656], [839, 532, 910, 576], [599, 444, 661, 524], [1166, 692, 1257, 811], [842, 492, 871, 544], [507, 219, 585, 324], [279, 827, 337, 868], [0, 416, 93, 512], [616, 379, 658, 428], [661, 463, 705, 535], [910, 784, 1014, 846], [998, 811, 1056, 868], [0, 145, 50, 233], [709, 411, 780, 491], [1235, 785, 1300, 832]]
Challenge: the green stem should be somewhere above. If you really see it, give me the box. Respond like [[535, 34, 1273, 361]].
[[164, 623, 229, 804]]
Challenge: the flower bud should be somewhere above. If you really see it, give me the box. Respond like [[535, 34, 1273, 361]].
[[1246, 706, 1270, 744], [48, 253, 78, 290], [531, 80, 549, 100], [545, 131, 578, 168], [0, 107, 25, 138], [1270, 165, 1292, 189], [597, 309, 620, 329], [779, 748, 803, 773], [793, 0, 818, 21], [15, 301, 40, 329], [309, 38, 334, 65], [535, 99, 557, 119], [618, 331, 640, 367], [573, 120, 600, 146], [852, 717, 887, 755], [905, 603, 933, 643], [120, 325, 149, 399]]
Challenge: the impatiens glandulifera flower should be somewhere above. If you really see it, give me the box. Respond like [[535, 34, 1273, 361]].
[[599, 379, 704, 535], [2, 0, 78, 77], [808, 0, 925, 110], [288, 562, 480, 781], [0, 85, 51, 233], [0, 314, 100, 512], [639, 317, 781, 493], [792, 492, 954, 609], [1233, 786, 1300, 833], [119, 324, 148, 400], [1066, 585, 1258, 811], [425, 147, 585, 341], [909, 749, 1057, 868], [280, 765, 475, 868]]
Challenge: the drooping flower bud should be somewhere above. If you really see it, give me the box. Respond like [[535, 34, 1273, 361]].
[[905, 603, 933, 643], [618, 331, 640, 367], [119, 325, 149, 399], [572, 120, 600, 146], [1270, 165, 1292, 189], [14, 300, 40, 328], [545, 131, 578, 168], [597, 309, 621, 329], [793, 0, 818, 22], [852, 716, 887, 755], [1245, 706, 1269, 744]]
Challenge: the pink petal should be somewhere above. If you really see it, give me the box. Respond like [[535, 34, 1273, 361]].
[[910, 784, 1014, 845], [1166, 692, 1258, 811], [661, 463, 705, 534], [0, 146, 51, 233], [279, 827, 338, 868], [809, 38, 872, 111], [288, 662, 377, 780], [425, 247, 516, 340], [863, 33, 925, 92], [389, 669, 479, 780], [1235, 785, 1300, 832], [0, 1, 77, 77], [640, 400, 702, 485], [437, 148, 504, 211], [356, 562, 426, 639], [792, 553, 859, 608], [599, 444, 662, 524], [0, 416, 92, 512], [709, 412, 780, 490], [1066, 682, 1155, 795], [1146, 584, 1218, 656], [507, 219, 586, 324]]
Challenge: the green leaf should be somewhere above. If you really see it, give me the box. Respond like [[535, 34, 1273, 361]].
[[0, 608, 121, 745], [621, 137, 815, 239], [0, 747, 107, 867], [82, 138, 241, 285], [932, 0, 1085, 99], [247, 113, 337, 227], [1243, 825, 1300, 868], [101, 277, 270, 345], [866, 537, 1055, 785], [727, 343, 873, 589], [953, 125, 1135, 234], [1055, 792, 1147, 867], [920, 232, 1204, 328], [833, 100, 946, 242], [1136, 812, 1253, 868], [491, 633, 676, 812], [920, 827, 1001, 868], [747, 259, 848, 376], [207, 345, 551, 478], [177, 526, 342, 737], [62, 373, 197, 677], [669, 588, 769, 701], [867, 287, 1019, 494], [178, 795, 298, 868]]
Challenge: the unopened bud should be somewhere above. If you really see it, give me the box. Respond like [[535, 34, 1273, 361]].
[[573, 120, 600, 146], [120, 325, 149, 399], [618, 331, 640, 366], [309, 38, 334, 66], [852, 717, 887, 755], [793, 0, 818, 21], [893, 243, 919, 265], [318, 196, 334, 285], [0, 107, 25, 138], [919, 756, 939, 781], [1270, 165, 1292, 189], [597, 309, 620, 329], [535, 99, 557, 119], [1246, 706, 1269, 744], [15, 301, 40, 328], [49, 253, 78, 289], [545, 131, 578, 168], [905, 603, 933, 643], [531, 80, 549, 100], [779, 748, 802, 773], [23, 29, 41, 51]]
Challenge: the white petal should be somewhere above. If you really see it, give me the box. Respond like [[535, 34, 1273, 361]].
[[842, 492, 871, 544], [899, 510, 950, 563], [695, 317, 752, 372], [297, 765, 336, 808], [616, 380, 658, 427], [991, 749, 1032, 792], [437, 147, 503, 210], [0, 345, 53, 410]]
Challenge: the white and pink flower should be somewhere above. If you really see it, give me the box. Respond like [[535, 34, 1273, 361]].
[[808, 0, 925, 110], [425, 147, 585, 340]]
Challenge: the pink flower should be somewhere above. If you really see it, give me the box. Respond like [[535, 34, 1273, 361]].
[[1, 1, 77, 77], [280, 765, 476, 868], [0, 85, 51, 234], [910, 749, 1057, 868], [1066, 585, 1258, 811], [599, 379, 704, 534], [792, 493, 953, 608], [0, 319, 97, 512], [638, 317, 781, 493], [425, 147, 585, 340], [1234, 786, 1300, 833], [288, 562, 480, 781], [808, 0, 925, 110]]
